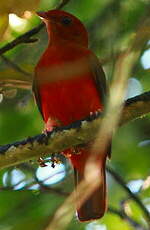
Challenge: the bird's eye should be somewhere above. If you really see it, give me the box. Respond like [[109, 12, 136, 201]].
[[61, 16, 72, 25]]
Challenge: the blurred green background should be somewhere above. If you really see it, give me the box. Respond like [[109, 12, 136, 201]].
[[0, 0, 150, 229]]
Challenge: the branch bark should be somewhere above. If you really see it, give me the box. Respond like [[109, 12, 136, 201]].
[[0, 91, 150, 170]]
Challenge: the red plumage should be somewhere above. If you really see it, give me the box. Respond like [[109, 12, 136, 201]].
[[33, 9, 110, 221]]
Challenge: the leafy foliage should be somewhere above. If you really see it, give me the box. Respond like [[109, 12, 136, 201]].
[[0, 0, 40, 40]]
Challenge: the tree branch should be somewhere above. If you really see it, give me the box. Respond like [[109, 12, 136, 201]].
[[107, 167, 150, 225], [0, 55, 32, 78], [1, 172, 145, 230], [0, 0, 71, 56], [0, 23, 44, 55], [121, 91, 150, 125], [0, 79, 31, 90], [0, 91, 150, 170]]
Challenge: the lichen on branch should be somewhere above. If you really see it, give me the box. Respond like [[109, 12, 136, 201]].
[[0, 91, 150, 170]]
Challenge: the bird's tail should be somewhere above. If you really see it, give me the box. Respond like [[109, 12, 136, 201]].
[[70, 147, 107, 222]]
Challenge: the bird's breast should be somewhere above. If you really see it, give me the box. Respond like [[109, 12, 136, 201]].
[[39, 74, 103, 128], [36, 45, 103, 129]]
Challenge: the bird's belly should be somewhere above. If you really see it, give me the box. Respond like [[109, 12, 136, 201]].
[[40, 75, 103, 129]]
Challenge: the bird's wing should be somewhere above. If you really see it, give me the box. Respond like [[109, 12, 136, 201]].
[[32, 73, 44, 119], [88, 52, 111, 157], [88, 53, 108, 106]]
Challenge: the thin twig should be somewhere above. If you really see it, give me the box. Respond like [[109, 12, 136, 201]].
[[56, 0, 71, 10], [107, 167, 150, 225], [108, 206, 148, 230], [0, 0, 71, 56], [0, 164, 69, 196], [0, 168, 147, 229], [0, 55, 32, 78], [0, 23, 44, 55], [0, 178, 26, 191], [0, 79, 31, 90]]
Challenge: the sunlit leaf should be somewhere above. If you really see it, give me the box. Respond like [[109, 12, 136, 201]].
[[0, 0, 40, 39]]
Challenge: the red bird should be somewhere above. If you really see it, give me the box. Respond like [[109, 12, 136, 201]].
[[33, 9, 110, 221]]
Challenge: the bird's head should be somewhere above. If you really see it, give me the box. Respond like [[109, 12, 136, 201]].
[[37, 10, 88, 47]]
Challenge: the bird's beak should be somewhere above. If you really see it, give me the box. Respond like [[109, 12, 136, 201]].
[[36, 11, 48, 19]]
